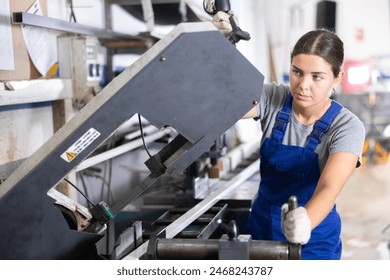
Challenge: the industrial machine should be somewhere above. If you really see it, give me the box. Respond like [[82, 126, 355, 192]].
[[0, 20, 300, 260]]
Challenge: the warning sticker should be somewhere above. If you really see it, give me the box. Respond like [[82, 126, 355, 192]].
[[61, 128, 101, 163]]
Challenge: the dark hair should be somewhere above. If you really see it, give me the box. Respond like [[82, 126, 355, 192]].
[[291, 29, 344, 77]]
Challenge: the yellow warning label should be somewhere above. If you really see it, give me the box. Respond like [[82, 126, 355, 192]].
[[66, 152, 77, 161], [61, 128, 101, 163]]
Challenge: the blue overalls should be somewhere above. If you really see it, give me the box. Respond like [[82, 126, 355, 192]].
[[244, 93, 343, 260]]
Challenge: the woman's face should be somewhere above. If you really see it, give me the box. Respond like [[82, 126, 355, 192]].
[[289, 54, 343, 108]]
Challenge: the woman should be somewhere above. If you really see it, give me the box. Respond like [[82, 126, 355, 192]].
[[213, 12, 366, 259]]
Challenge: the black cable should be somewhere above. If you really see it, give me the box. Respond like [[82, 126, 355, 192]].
[[64, 178, 95, 207], [382, 223, 390, 234], [78, 173, 93, 207], [138, 114, 152, 158]]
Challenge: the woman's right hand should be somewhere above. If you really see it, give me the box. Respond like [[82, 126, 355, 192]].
[[212, 11, 236, 36]]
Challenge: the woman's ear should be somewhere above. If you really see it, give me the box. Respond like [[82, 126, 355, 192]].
[[336, 67, 345, 84]]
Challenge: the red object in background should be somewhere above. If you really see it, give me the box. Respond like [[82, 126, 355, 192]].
[[355, 27, 365, 42], [342, 59, 372, 94]]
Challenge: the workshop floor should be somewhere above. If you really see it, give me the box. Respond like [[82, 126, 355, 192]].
[[337, 162, 390, 260]]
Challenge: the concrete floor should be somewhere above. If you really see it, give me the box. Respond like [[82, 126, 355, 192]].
[[337, 162, 390, 260]]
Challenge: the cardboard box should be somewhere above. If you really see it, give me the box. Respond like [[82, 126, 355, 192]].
[[0, 0, 47, 81]]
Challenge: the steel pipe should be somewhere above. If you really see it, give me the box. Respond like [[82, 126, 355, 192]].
[[155, 238, 301, 260]]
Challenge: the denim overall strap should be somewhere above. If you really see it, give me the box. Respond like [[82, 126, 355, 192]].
[[271, 93, 293, 143], [306, 100, 343, 151]]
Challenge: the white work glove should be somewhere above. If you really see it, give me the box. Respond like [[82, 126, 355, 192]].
[[212, 11, 237, 36], [281, 204, 311, 245]]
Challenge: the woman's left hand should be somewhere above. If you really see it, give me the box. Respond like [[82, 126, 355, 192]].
[[281, 204, 311, 244]]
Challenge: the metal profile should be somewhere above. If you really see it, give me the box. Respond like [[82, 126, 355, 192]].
[[12, 12, 141, 41]]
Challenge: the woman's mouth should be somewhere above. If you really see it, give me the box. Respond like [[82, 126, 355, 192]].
[[295, 92, 311, 101]]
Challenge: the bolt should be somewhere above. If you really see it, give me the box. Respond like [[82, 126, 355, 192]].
[[160, 56, 167, 62], [252, 100, 259, 105]]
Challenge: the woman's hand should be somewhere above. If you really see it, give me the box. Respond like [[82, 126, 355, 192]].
[[281, 204, 311, 244]]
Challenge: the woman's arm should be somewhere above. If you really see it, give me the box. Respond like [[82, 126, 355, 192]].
[[305, 152, 358, 229]]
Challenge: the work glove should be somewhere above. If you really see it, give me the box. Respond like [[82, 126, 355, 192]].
[[212, 11, 237, 36], [281, 204, 311, 244]]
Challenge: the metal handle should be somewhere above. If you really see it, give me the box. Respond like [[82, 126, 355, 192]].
[[288, 195, 298, 211]]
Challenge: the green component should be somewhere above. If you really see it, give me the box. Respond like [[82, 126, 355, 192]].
[[100, 201, 114, 219]]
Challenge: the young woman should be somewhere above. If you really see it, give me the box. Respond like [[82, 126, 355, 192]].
[[213, 12, 366, 259]]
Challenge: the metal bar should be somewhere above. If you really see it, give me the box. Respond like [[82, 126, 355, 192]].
[[165, 159, 260, 238], [0, 79, 72, 106], [123, 159, 260, 259], [12, 12, 140, 40], [196, 204, 227, 239], [112, 0, 180, 5], [156, 239, 300, 260], [124, 124, 157, 141], [75, 127, 172, 172]]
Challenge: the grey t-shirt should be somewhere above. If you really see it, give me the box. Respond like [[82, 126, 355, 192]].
[[257, 83, 365, 171]]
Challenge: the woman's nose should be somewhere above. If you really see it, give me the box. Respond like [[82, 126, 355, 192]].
[[299, 75, 311, 90]]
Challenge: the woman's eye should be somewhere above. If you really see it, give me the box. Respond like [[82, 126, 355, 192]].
[[312, 75, 322, 81], [292, 69, 301, 76]]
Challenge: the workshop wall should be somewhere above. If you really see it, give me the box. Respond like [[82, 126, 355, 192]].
[[0, 0, 69, 174], [257, 0, 390, 84], [336, 0, 390, 60]]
